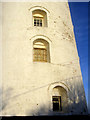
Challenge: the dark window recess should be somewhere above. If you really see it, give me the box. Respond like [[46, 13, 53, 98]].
[[52, 96, 62, 111]]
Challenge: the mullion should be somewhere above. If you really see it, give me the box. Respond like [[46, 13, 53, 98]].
[[36, 19, 39, 26]]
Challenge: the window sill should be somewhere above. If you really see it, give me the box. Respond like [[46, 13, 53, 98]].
[[33, 61, 50, 63], [27, 26, 48, 30], [33, 26, 47, 27], [33, 61, 50, 65]]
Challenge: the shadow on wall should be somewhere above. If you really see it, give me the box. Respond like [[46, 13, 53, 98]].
[[67, 96, 88, 115], [0, 87, 88, 115], [26, 105, 52, 116], [26, 99, 88, 116], [0, 87, 13, 112], [69, 91, 88, 115]]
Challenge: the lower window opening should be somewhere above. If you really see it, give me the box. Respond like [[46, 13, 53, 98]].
[[52, 96, 62, 112]]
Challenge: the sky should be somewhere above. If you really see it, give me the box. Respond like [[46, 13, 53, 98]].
[[68, 2, 88, 110]]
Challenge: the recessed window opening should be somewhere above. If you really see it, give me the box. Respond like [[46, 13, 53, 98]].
[[32, 10, 47, 27], [33, 39, 50, 62], [52, 96, 62, 111], [52, 86, 68, 113]]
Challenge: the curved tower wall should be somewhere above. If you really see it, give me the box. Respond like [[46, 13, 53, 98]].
[[1, 2, 87, 115]]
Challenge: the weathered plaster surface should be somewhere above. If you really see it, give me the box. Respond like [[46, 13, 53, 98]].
[[1, 2, 88, 116]]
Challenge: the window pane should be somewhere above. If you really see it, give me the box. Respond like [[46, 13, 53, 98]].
[[34, 17, 43, 27], [40, 19, 42, 23], [33, 48, 47, 62], [38, 49, 40, 54], [52, 96, 62, 112], [34, 22, 36, 26], [37, 20, 39, 23], [53, 103, 59, 111], [37, 21, 39, 24], [37, 23, 39, 26], [53, 98, 59, 102], [40, 23, 42, 26], [34, 19, 36, 22]]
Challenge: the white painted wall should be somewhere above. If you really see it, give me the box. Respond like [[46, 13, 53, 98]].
[[1, 2, 88, 116]]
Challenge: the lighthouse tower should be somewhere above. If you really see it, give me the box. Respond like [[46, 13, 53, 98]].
[[1, 2, 87, 115]]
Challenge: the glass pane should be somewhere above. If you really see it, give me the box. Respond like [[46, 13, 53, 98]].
[[34, 49, 37, 54], [34, 21, 36, 24], [37, 20, 39, 23], [52, 96, 62, 111], [37, 50, 40, 54], [40, 23, 42, 26], [40, 19, 42, 23], [34, 23, 36, 26], [37, 23, 39, 26], [53, 103, 59, 111], [53, 98, 59, 102], [33, 48, 47, 62], [41, 50, 43, 54]]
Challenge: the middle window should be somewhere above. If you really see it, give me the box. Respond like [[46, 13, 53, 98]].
[[33, 39, 50, 62]]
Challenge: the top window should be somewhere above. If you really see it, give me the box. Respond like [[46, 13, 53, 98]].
[[34, 17, 43, 27], [32, 10, 47, 27]]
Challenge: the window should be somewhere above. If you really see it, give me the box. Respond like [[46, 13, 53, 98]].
[[52, 96, 62, 111], [33, 39, 50, 62], [52, 86, 68, 113], [34, 16, 43, 27], [34, 48, 47, 62], [32, 10, 47, 27]]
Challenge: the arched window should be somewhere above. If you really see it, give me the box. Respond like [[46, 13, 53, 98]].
[[52, 86, 68, 112], [33, 39, 50, 62], [32, 10, 47, 27]]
